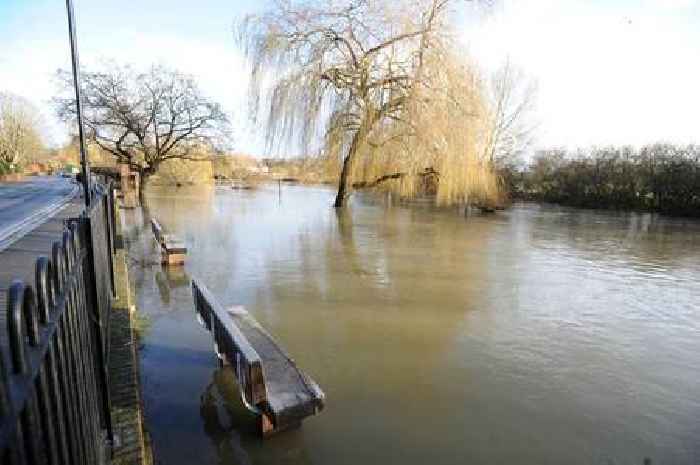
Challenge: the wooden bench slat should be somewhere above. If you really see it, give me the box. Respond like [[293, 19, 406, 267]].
[[192, 279, 324, 437], [151, 218, 186, 265]]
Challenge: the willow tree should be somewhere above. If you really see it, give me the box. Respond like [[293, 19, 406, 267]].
[[351, 50, 502, 205], [241, 0, 499, 207]]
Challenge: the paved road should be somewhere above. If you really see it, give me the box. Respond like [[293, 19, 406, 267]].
[[0, 176, 79, 251]]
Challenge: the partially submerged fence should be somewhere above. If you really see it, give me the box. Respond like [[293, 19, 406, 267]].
[[0, 184, 116, 464]]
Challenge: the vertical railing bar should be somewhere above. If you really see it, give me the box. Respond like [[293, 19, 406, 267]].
[[57, 300, 85, 465], [67, 230, 94, 465], [105, 189, 116, 296], [46, 344, 71, 465], [74, 268, 102, 463], [73, 278, 96, 464], [80, 211, 113, 437], [56, 302, 78, 465], [73, 217, 102, 463], [50, 237, 81, 463], [35, 365, 59, 464], [64, 286, 89, 465], [36, 256, 70, 465], [53, 330, 79, 464], [20, 389, 43, 465], [11, 419, 28, 465], [76, 269, 102, 464], [77, 216, 105, 441], [49, 239, 78, 461]]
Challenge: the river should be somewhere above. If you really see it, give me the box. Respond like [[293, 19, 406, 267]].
[[122, 183, 700, 465]]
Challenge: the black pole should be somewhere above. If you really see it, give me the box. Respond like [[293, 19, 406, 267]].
[[65, 0, 91, 207]]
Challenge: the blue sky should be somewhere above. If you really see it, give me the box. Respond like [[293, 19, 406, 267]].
[[0, 0, 266, 150], [1, 0, 699, 154]]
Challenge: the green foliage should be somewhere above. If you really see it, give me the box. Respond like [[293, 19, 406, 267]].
[[519, 144, 700, 216], [0, 159, 12, 175]]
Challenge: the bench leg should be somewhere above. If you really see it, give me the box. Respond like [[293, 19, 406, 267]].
[[260, 413, 275, 437], [161, 249, 185, 265]]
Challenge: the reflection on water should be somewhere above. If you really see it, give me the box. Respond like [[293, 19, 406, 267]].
[[154, 267, 190, 305], [125, 185, 700, 465], [199, 367, 254, 465]]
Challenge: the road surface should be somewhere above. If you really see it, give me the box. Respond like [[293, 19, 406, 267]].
[[0, 176, 79, 252]]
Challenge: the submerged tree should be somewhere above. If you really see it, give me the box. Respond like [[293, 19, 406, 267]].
[[54, 64, 230, 197], [0, 93, 45, 173], [240, 0, 500, 207], [350, 49, 502, 205]]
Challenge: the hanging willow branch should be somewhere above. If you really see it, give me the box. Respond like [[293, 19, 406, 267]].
[[239, 0, 506, 207]]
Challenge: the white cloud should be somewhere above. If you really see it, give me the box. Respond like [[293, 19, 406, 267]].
[[0, 38, 72, 145], [463, 0, 700, 148], [2, 0, 699, 153]]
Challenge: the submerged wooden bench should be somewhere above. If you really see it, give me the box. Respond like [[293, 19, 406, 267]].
[[192, 279, 325, 437], [151, 218, 187, 265]]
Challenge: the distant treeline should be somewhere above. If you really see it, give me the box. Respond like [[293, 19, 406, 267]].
[[507, 144, 700, 216]]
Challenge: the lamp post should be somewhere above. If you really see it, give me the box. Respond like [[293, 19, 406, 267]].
[[65, 0, 91, 206]]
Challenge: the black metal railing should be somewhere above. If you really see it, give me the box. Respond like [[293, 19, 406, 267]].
[[0, 183, 116, 464]]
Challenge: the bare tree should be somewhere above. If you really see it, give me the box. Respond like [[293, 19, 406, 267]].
[[54, 64, 230, 196], [241, 0, 499, 207], [480, 61, 537, 197], [484, 60, 537, 167], [0, 93, 45, 173]]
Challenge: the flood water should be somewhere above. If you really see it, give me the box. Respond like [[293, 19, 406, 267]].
[[123, 184, 700, 465]]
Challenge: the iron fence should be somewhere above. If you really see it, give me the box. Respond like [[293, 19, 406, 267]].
[[0, 183, 116, 464]]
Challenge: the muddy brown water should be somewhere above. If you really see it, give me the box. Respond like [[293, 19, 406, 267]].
[[122, 184, 700, 465]]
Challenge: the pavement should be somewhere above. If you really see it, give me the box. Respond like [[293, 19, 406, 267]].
[[0, 176, 79, 252]]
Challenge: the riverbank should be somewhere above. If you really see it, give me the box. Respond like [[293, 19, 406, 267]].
[[507, 144, 700, 218], [0, 173, 24, 182], [109, 201, 153, 465], [511, 194, 700, 218]]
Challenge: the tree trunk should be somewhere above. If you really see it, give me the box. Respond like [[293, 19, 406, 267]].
[[333, 129, 363, 208], [334, 155, 352, 208], [138, 170, 150, 205]]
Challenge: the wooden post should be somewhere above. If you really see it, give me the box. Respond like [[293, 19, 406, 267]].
[[260, 413, 275, 437], [119, 164, 140, 208]]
